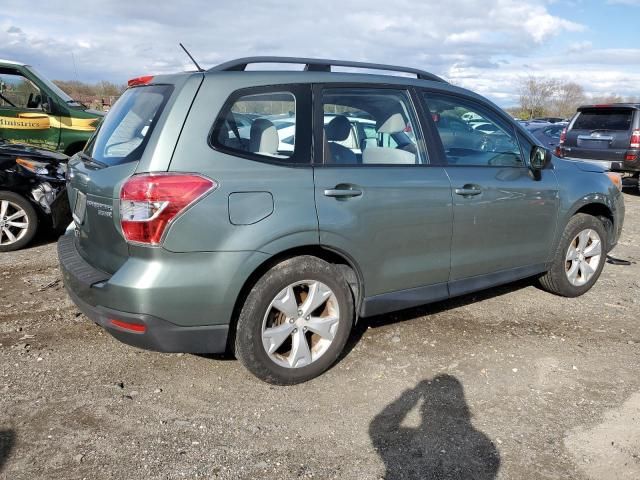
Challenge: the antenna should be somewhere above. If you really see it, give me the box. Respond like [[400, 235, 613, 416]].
[[179, 43, 204, 72]]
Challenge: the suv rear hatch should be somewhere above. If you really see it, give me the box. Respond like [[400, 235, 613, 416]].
[[564, 106, 636, 161], [67, 82, 175, 274]]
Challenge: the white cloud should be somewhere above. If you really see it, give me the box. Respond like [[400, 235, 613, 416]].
[[0, 0, 634, 106]]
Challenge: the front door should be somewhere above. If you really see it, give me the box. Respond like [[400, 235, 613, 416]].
[[0, 67, 60, 150], [420, 91, 559, 292], [313, 86, 453, 315]]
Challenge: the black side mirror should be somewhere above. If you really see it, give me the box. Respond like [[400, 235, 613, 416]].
[[530, 145, 551, 170]]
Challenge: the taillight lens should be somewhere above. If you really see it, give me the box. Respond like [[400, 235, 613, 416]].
[[559, 128, 567, 145], [630, 129, 640, 149], [127, 75, 154, 87], [120, 173, 216, 245]]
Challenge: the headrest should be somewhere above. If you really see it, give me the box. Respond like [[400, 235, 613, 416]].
[[326, 115, 351, 141], [378, 113, 406, 134], [249, 118, 279, 155]]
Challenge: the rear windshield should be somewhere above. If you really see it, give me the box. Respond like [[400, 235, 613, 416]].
[[84, 85, 173, 166], [572, 108, 633, 131]]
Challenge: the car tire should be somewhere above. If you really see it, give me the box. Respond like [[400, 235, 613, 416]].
[[234, 256, 354, 385], [538, 213, 607, 297], [0, 191, 39, 252]]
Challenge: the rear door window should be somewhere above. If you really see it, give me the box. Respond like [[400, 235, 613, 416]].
[[84, 84, 173, 166], [572, 108, 633, 131], [320, 87, 425, 165]]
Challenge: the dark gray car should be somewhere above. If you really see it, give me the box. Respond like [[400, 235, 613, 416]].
[[557, 104, 640, 173], [57, 57, 625, 384]]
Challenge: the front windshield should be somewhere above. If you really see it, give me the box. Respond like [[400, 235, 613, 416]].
[[25, 66, 78, 105]]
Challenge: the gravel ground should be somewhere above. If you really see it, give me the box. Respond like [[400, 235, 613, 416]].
[[1, 189, 639, 480]]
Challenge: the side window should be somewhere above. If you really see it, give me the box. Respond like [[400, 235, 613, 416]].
[[0, 71, 42, 110], [321, 88, 425, 165], [212, 90, 296, 161], [422, 93, 523, 167]]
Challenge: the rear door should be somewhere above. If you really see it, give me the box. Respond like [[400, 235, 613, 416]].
[[68, 81, 182, 273], [564, 107, 635, 161], [419, 91, 559, 292], [313, 85, 452, 312]]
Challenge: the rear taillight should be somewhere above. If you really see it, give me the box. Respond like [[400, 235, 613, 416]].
[[630, 129, 640, 149], [119, 173, 216, 246], [559, 128, 567, 145]]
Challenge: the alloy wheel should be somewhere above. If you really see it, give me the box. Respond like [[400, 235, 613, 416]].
[[565, 228, 602, 287], [261, 280, 340, 369], [0, 200, 30, 246]]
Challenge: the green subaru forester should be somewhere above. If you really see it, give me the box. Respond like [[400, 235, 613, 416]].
[[58, 57, 625, 384]]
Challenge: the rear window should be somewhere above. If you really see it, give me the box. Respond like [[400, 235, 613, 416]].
[[572, 108, 633, 131], [84, 85, 172, 166]]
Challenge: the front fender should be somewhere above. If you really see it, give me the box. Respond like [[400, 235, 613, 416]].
[[553, 159, 624, 252]]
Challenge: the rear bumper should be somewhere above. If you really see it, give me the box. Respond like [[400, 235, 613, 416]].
[[58, 233, 229, 353]]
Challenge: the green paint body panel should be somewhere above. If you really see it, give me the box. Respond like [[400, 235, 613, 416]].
[[313, 166, 452, 296], [444, 165, 560, 279], [0, 61, 103, 153], [59, 67, 625, 349]]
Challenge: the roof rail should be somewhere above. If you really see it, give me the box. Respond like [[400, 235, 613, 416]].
[[209, 56, 446, 83]]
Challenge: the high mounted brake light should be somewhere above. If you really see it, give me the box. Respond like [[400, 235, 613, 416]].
[[127, 75, 154, 87], [120, 173, 217, 246]]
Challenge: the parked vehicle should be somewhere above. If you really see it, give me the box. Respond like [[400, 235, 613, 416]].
[[533, 117, 565, 124], [557, 104, 640, 174], [58, 57, 625, 384], [0, 140, 70, 251], [0, 59, 103, 155], [525, 123, 567, 150]]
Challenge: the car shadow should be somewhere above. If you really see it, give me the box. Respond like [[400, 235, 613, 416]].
[[369, 375, 500, 479], [343, 277, 535, 359], [0, 430, 15, 472]]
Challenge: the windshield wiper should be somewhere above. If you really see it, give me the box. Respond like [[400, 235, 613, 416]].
[[78, 152, 107, 169]]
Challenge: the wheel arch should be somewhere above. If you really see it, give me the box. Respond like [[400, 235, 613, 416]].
[[571, 201, 615, 248], [226, 245, 365, 353]]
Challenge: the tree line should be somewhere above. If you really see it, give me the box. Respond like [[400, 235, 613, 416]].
[[52, 80, 126, 110], [510, 76, 639, 120]]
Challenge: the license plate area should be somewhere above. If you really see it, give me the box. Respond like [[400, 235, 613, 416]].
[[73, 190, 87, 225]]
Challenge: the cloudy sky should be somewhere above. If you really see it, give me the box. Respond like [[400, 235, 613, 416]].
[[1, 0, 639, 107]]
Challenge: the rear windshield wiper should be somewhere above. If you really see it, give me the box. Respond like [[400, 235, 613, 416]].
[[78, 152, 108, 169]]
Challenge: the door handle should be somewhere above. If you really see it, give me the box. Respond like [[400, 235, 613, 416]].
[[323, 188, 362, 198], [454, 185, 482, 197]]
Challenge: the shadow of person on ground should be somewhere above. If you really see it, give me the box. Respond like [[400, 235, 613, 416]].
[[0, 430, 15, 472], [369, 375, 500, 480]]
